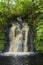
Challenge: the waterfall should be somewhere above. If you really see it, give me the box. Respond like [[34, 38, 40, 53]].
[[9, 22, 29, 52]]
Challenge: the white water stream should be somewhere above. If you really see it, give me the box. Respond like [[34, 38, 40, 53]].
[[9, 22, 29, 52]]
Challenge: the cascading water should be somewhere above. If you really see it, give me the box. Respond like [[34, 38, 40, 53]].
[[9, 22, 29, 52], [0, 21, 35, 65]]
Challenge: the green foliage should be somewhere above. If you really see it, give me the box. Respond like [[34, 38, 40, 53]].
[[0, 0, 43, 51], [0, 29, 5, 51], [34, 21, 43, 51], [33, 0, 43, 51], [0, 0, 32, 51], [13, 0, 32, 16]]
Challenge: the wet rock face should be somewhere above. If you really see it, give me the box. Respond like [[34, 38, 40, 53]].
[[3, 21, 34, 52], [9, 22, 29, 52]]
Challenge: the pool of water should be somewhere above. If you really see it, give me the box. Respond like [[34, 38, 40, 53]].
[[0, 53, 43, 65]]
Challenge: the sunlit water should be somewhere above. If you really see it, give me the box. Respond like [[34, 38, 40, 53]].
[[9, 22, 29, 52]]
